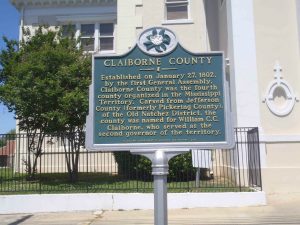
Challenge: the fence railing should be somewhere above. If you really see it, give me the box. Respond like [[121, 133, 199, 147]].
[[0, 127, 262, 194]]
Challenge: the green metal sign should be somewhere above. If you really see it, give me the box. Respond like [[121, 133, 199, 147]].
[[86, 27, 233, 151]]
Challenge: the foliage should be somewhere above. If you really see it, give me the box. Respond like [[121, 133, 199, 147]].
[[168, 152, 196, 181], [0, 129, 16, 147], [60, 131, 86, 182], [114, 151, 196, 181], [113, 152, 152, 180], [6, 129, 16, 135], [0, 139, 4, 148], [0, 27, 91, 181]]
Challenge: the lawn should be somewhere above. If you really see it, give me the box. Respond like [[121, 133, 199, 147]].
[[0, 169, 253, 195]]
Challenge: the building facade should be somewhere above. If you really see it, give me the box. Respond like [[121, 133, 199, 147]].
[[10, 0, 300, 196]]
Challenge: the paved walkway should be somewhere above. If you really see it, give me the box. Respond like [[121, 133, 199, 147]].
[[1, 193, 300, 225]]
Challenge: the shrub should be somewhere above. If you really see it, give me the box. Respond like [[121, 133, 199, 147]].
[[113, 151, 196, 181]]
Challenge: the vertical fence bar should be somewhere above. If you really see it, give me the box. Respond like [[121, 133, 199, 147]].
[[39, 151, 42, 194], [256, 128, 262, 191], [235, 128, 242, 192], [86, 150, 89, 193]]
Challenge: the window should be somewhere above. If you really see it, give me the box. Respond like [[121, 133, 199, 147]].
[[61, 23, 115, 52], [61, 24, 76, 37], [165, 0, 189, 21], [81, 24, 95, 52], [99, 23, 114, 51]]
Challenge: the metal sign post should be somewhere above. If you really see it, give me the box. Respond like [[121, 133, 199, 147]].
[[132, 150, 186, 225]]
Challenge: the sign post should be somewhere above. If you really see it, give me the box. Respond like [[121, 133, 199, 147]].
[[131, 150, 185, 225], [86, 27, 234, 225]]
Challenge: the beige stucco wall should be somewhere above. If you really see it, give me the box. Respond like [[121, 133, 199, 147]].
[[117, 0, 208, 54], [116, 0, 142, 53], [262, 143, 300, 193], [253, 0, 300, 194], [253, 0, 300, 134]]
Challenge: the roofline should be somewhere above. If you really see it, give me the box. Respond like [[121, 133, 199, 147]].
[[10, 0, 117, 11]]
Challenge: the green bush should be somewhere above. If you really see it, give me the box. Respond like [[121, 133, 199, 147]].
[[113, 152, 152, 180], [169, 152, 196, 181], [113, 151, 196, 181]]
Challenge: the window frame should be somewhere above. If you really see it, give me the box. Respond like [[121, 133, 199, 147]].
[[164, 0, 192, 24], [80, 23, 96, 52], [61, 24, 76, 38], [60, 22, 115, 54], [97, 23, 115, 54]]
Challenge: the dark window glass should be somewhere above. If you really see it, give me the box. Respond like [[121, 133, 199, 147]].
[[100, 24, 114, 36], [100, 37, 114, 51], [62, 25, 75, 37], [81, 38, 94, 51], [81, 24, 95, 36], [167, 4, 188, 20]]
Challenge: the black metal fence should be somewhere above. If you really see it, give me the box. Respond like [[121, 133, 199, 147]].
[[0, 127, 262, 194]]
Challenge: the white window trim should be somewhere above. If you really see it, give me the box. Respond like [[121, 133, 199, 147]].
[[162, 19, 194, 25], [97, 23, 116, 54], [162, 0, 193, 24], [57, 14, 116, 23], [94, 22, 100, 52], [75, 23, 81, 49], [80, 23, 96, 53], [62, 22, 115, 54]]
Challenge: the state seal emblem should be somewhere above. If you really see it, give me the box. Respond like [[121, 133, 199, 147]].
[[137, 27, 177, 56]]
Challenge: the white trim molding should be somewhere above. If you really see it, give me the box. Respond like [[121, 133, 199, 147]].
[[161, 19, 194, 25], [261, 134, 300, 143], [263, 61, 299, 117], [57, 14, 117, 23], [11, 0, 117, 11]]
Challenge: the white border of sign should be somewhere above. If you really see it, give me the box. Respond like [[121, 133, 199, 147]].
[[86, 28, 234, 152]]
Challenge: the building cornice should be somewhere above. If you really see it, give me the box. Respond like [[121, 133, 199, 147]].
[[10, 0, 117, 11]]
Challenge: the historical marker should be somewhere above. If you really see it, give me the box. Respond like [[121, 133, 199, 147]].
[[86, 27, 233, 151], [86, 27, 234, 225]]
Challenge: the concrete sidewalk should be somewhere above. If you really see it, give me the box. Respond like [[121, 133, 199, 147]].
[[1, 193, 300, 225]]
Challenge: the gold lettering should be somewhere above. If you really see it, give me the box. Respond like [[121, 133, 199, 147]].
[[128, 59, 134, 66], [191, 57, 198, 64], [134, 58, 142, 66], [142, 59, 148, 66], [169, 58, 175, 65], [207, 57, 212, 64], [104, 60, 111, 67], [117, 60, 124, 66], [156, 58, 161, 66], [149, 58, 155, 65]]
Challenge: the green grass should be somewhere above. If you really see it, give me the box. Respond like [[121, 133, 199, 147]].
[[0, 168, 14, 177], [0, 171, 253, 195]]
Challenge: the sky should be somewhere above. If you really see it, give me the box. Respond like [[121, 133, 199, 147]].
[[0, 0, 19, 134]]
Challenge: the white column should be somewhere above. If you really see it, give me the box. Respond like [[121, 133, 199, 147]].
[[95, 22, 100, 52], [75, 23, 81, 49], [226, 0, 261, 128]]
